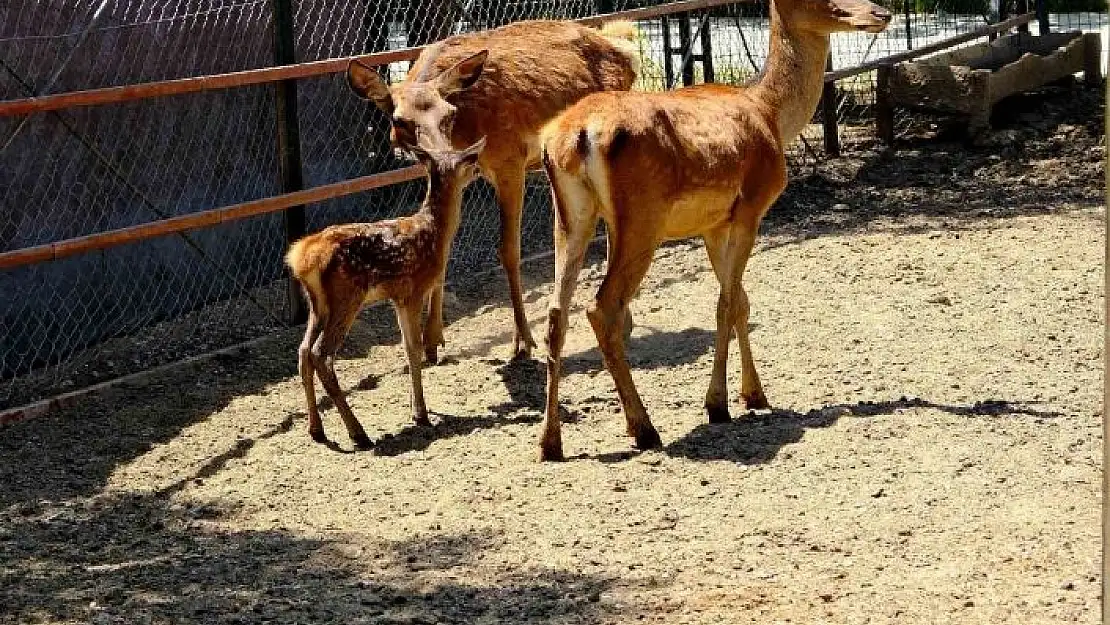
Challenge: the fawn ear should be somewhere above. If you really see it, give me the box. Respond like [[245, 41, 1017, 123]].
[[435, 50, 488, 98], [347, 59, 394, 114], [460, 136, 486, 165]]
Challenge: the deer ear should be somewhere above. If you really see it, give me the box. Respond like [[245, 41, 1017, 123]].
[[347, 59, 394, 114], [435, 50, 488, 98]]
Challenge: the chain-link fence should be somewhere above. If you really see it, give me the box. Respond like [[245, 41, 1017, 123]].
[[1, 0, 1105, 411]]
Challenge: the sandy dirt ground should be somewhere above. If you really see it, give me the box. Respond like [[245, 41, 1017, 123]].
[[0, 84, 1104, 624]]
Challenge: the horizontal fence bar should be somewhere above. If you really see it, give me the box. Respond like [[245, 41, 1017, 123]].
[[825, 13, 1035, 82], [0, 48, 423, 117], [0, 0, 747, 118], [0, 165, 425, 270], [577, 0, 749, 25]]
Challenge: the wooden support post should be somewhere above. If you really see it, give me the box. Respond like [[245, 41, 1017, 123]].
[[821, 53, 840, 156], [662, 15, 675, 89], [875, 64, 895, 146], [272, 0, 308, 325], [678, 12, 695, 86], [1083, 32, 1103, 86], [1016, 0, 1030, 33]]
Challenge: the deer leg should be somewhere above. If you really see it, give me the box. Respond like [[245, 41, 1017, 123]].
[[422, 280, 445, 365], [395, 299, 431, 427], [703, 230, 739, 423], [298, 295, 327, 443], [729, 226, 768, 410], [586, 236, 661, 451], [493, 167, 537, 359], [604, 225, 635, 342], [311, 298, 373, 449], [540, 188, 598, 462]]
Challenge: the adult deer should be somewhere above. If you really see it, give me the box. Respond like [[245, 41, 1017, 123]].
[[346, 20, 640, 361], [538, 0, 892, 460], [286, 140, 485, 449]]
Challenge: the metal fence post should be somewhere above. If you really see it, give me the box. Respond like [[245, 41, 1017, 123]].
[[700, 12, 715, 84], [272, 0, 307, 325], [821, 53, 840, 156], [904, 0, 913, 50], [875, 63, 895, 146], [1035, 0, 1050, 34]]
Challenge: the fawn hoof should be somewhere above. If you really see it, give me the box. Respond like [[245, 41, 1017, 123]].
[[742, 391, 771, 411], [539, 441, 566, 462], [309, 428, 328, 444], [413, 412, 432, 427], [706, 403, 732, 424], [350, 433, 374, 450], [633, 426, 663, 451]]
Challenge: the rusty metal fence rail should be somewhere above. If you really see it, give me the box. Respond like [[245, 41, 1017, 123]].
[[0, 0, 1103, 412]]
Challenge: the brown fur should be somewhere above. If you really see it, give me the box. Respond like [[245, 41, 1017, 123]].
[[347, 19, 639, 358], [536, 0, 891, 461], [285, 142, 484, 449]]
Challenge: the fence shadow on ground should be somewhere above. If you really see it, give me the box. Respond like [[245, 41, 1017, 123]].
[[663, 397, 1064, 464], [0, 493, 614, 624]]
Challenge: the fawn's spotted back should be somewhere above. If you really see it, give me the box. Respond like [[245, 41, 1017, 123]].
[[331, 218, 440, 289]]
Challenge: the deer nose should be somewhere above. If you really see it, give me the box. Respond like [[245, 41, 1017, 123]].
[[871, 6, 893, 21]]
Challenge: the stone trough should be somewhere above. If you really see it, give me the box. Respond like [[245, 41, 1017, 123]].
[[876, 30, 1102, 140]]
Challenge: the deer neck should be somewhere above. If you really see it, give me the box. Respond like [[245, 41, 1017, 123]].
[[751, 7, 831, 145]]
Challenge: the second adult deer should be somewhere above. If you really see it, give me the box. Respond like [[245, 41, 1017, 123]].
[[538, 0, 892, 460], [286, 140, 485, 449], [346, 19, 640, 361]]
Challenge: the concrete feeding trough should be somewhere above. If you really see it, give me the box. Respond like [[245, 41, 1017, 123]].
[[876, 30, 1102, 140]]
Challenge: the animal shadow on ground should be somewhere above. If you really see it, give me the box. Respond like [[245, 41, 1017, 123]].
[[0, 493, 613, 624], [665, 397, 1064, 464], [370, 355, 550, 457], [372, 322, 722, 457]]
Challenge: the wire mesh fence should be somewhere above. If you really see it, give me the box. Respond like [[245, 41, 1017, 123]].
[[1, 0, 1105, 411]]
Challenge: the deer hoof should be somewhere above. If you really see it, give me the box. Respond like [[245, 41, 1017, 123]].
[[424, 346, 439, 365], [414, 412, 432, 427], [741, 391, 770, 411], [350, 434, 375, 450], [512, 334, 537, 360], [539, 441, 566, 462], [633, 426, 662, 451], [309, 428, 328, 444], [706, 403, 732, 424]]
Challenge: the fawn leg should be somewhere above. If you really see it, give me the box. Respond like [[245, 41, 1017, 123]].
[[298, 295, 327, 443], [395, 299, 431, 426], [423, 280, 445, 365], [311, 296, 373, 449]]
